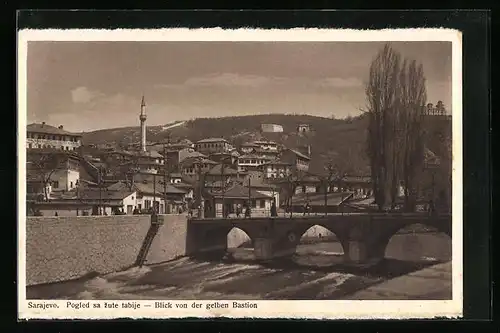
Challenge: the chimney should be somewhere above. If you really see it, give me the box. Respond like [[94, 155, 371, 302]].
[[58, 125, 63, 130]]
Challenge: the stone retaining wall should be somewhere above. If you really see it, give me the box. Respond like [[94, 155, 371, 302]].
[[25, 215, 190, 286]]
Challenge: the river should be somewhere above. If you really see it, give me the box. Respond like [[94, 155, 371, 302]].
[[27, 232, 451, 300]]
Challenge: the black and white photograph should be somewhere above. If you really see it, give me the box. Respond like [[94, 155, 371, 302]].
[[18, 28, 462, 319]]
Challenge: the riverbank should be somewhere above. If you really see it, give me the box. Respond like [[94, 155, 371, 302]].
[[344, 261, 452, 299]]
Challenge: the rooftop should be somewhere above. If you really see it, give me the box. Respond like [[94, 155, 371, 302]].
[[108, 180, 187, 195], [181, 157, 218, 167], [208, 183, 271, 200], [27, 123, 82, 137], [79, 189, 136, 200], [206, 164, 242, 176], [239, 154, 274, 160], [241, 142, 260, 147], [253, 140, 278, 145], [286, 148, 311, 160], [196, 138, 228, 144], [262, 159, 292, 166], [291, 192, 354, 206]]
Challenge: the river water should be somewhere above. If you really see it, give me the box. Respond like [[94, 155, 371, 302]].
[[27, 232, 451, 300]]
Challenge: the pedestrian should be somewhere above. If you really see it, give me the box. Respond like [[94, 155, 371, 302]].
[[245, 205, 251, 218], [270, 201, 277, 217], [54, 211, 58, 217], [428, 199, 435, 215], [236, 204, 241, 218]]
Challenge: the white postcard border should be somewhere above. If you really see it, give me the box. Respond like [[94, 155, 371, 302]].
[[17, 28, 463, 320]]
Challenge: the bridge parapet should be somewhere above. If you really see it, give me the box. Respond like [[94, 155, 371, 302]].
[[186, 213, 452, 266]]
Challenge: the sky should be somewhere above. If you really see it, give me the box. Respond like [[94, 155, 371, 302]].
[[26, 41, 452, 132]]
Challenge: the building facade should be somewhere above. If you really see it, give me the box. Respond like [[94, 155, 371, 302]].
[[261, 123, 284, 133], [238, 154, 273, 171], [195, 138, 233, 154], [27, 123, 82, 151], [261, 160, 293, 179], [281, 148, 311, 172]]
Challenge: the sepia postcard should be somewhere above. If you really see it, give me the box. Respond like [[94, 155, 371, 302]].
[[17, 28, 463, 320]]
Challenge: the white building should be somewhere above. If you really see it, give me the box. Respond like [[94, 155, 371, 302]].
[[238, 154, 273, 171], [26, 151, 81, 199], [297, 124, 311, 133], [261, 123, 284, 133], [261, 160, 293, 179], [253, 140, 279, 151], [27, 123, 82, 151]]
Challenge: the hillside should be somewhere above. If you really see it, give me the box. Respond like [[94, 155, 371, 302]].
[[82, 114, 371, 175], [81, 113, 451, 177]]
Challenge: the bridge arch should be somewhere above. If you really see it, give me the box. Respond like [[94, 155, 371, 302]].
[[293, 224, 349, 257], [227, 226, 253, 249], [374, 219, 452, 263]]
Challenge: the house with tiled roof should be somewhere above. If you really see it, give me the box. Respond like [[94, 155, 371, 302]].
[[238, 153, 274, 172], [281, 148, 311, 172], [195, 138, 233, 154], [27, 122, 82, 151], [261, 159, 293, 179], [204, 183, 274, 218], [180, 156, 218, 178], [204, 163, 247, 183], [107, 177, 190, 213], [27, 187, 137, 217]]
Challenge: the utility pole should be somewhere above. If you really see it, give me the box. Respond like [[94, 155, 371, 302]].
[[247, 177, 251, 218], [153, 172, 156, 214], [163, 143, 168, 214], [98, 167, 103, 215], [196, 159, 205, 219], [323, 177, 328, 217], [221, 160, 225, 218]]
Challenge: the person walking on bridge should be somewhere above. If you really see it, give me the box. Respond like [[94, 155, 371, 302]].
[[270, 200, 277, 217], [236, 204, 241, 218]]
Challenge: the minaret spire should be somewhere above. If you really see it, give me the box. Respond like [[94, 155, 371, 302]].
[[139, 95, 147, 152]]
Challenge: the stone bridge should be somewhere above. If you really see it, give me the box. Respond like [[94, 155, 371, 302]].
[[186, 213, 452, 266]]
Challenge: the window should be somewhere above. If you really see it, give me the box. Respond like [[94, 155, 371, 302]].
[[52, 181, 59, 188], [251, 200, 257, 208], [28, 143, 32, 149], [259, 200, 265, 208]]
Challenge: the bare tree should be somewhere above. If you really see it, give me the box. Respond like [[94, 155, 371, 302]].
[[399, 60, 427, 211], [27, 152, 63, 201], [365, 43, 427, 212], [365, 44, 401, 210], [279, 169, 306, 217]]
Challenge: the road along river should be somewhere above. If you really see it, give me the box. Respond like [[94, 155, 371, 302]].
[[27, 231, 451, 300]]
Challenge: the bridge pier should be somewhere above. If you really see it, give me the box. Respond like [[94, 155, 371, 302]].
[[253, 236, 297, 261], [345, 241, 367, 263]]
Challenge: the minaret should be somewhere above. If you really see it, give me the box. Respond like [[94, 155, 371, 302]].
[[139, 95, 147, 152]]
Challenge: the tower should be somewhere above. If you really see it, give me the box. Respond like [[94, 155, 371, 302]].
[[140, 95, 147, 152]]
